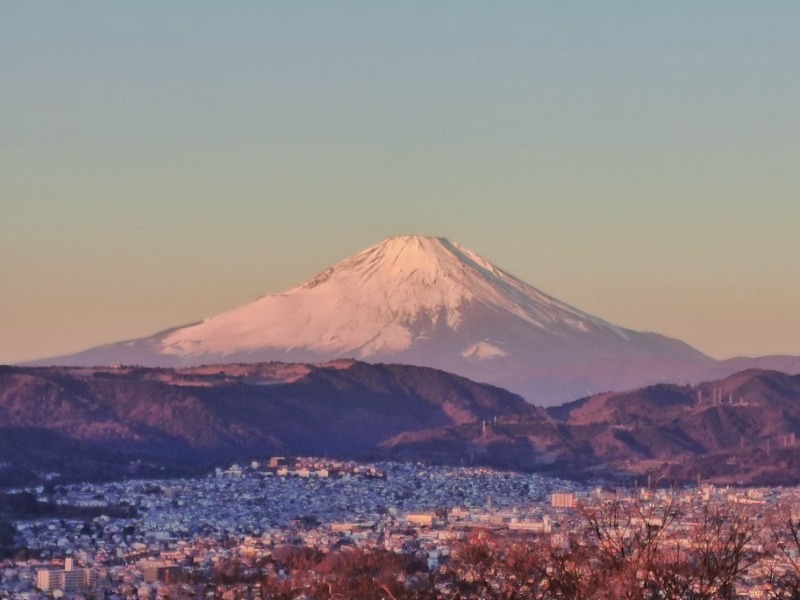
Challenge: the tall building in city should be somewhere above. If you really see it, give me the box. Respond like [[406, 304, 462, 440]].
[[36, 559, 95, 594], [551, 492, 577, 509]]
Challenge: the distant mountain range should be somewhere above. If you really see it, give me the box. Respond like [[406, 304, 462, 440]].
[[31, 235, 799, 404], [543, 368, 800, 486], [0, 361, 540, 485], [3, 361, 800, 487]]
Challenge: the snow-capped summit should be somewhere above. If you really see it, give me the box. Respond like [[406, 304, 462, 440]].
[[35, 235, 713, 404], [159, 235, 636, 360]]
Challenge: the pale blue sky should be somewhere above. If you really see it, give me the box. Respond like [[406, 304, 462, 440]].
[[2, 2, 799, 363]]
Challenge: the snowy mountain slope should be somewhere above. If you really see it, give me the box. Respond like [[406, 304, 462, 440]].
[[33, 235, 717, 404], [159, 236, 664, 358]]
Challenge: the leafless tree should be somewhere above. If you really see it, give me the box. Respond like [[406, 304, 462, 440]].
[[683, 500, 761, 599], [760, 500, 800, 600], [451, 491, 765, 600]]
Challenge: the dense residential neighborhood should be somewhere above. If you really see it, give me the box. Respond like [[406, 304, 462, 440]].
[[1, 459, 580, 598], [2, 458, 800, 598]]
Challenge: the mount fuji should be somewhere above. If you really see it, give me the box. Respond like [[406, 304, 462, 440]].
[[34, 235, 729, 404]]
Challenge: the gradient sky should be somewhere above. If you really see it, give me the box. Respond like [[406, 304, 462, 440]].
[[2, 2, 799, 364]]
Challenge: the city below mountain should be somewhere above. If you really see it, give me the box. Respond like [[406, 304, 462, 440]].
[[3, 361, 800, 487], [30, 235, 800, 404]]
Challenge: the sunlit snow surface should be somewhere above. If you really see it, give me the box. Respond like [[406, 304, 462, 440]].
[[160, 236, 628, 359]]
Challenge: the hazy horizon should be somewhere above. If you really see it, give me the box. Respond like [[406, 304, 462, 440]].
[[2, 2, 799, 364]]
